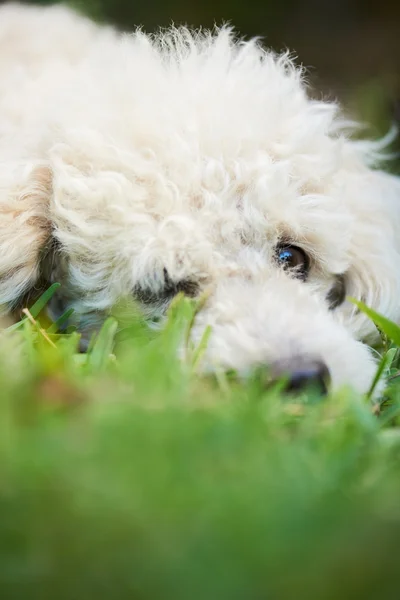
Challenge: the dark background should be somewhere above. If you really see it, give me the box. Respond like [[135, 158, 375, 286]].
[[11, 0, 400, 138]]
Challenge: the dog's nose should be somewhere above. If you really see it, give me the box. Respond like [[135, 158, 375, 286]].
[[269, 357, 330, 395]]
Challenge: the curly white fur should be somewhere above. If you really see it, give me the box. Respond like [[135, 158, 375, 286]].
[[1, 2, 400, 393]]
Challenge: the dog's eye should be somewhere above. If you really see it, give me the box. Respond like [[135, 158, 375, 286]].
[[134, 269, 200, 305], [275, 244, 309, 279]]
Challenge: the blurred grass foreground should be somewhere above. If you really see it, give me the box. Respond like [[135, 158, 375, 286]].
[[0, 286, 400, 599], [1, 1, 400, 598]]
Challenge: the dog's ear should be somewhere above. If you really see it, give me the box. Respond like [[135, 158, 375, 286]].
[[343, 167, 400, 339], [0, 162, 52, 309]]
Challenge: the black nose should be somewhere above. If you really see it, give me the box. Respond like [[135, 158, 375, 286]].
[[269, 357, 330, 395]]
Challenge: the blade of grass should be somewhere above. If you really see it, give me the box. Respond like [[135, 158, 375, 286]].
[[7, 283, 61, 332], [47, 308, 75, 334], [184, 291, 210, 352], [87, 317, 118, 372], [22, 308, 56, 349], [25, 283, 61, 319], [191, 325, 212, 371], [349, 297, 400, 346], [367, 352, 389, 400]]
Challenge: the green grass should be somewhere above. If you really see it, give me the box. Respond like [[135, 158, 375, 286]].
[[1, 290, 400, 599]]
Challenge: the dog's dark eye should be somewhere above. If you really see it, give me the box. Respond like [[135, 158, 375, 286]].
[[134, 269, 199, 306], [275, 244, 309, 280]]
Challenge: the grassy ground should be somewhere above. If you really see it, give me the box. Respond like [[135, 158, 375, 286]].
[[0, 287, 400, 599]]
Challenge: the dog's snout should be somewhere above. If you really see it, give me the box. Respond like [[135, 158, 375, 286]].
[[269, 357, 330, 395]]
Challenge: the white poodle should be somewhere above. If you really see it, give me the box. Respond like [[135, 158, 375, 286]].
[[1, 2, 400, 394]]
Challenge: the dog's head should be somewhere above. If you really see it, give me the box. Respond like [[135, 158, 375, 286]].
[[5, 26, 400, 393]]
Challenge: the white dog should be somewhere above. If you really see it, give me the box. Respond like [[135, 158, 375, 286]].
[[1, 2, 400, 394]]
